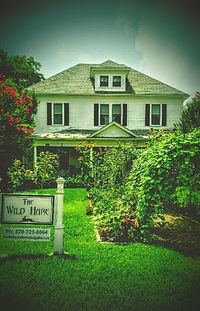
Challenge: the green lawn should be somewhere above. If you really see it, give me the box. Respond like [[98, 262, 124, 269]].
[[0, 188, 200, 311]]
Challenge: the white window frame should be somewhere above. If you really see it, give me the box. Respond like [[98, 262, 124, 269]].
[[99, 103, 122, 125], [150, 103, 162, 126], [52, 103, 64, 125]]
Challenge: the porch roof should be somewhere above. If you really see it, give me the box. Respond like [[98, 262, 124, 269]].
[[32, 125, 149, 140]]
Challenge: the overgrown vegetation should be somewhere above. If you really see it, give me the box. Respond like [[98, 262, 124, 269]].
[[77, 129, 200, 242], [123, 129, 200, 241]]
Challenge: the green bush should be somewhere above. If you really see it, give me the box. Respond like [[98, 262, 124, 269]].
[[34, 151, 59, 188], [8, 159, 34, 191], [8, 151, 59, 190]]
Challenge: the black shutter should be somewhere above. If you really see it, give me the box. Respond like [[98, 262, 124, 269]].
[[64, 103, 69, 126], [94, 103, 99, 126], [162, 104, 167, 126], [122, 104, 127, 126], [47, 102, 52, 125], [145, 104, 150, 126]]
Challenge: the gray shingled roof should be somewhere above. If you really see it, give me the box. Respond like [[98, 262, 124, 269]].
[[28, 60, 188, 96]]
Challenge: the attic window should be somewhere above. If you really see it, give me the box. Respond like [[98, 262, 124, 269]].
[[100, 75, 109, 87], [113, 76, 121, 87]]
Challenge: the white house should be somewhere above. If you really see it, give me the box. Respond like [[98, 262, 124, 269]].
[[29, 60, 189, 175]]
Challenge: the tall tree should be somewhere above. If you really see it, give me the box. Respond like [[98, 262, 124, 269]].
[[175, 92, 200, 133], [0, 49, 44, 90]]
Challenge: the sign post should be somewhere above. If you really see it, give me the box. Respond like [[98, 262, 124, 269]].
[[54, 177, 65, 255]]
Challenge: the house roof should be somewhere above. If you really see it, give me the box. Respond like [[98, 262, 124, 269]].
[[28, 60, 188, 97]]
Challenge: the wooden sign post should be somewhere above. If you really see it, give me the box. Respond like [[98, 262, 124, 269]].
[[53, 177, 65, 255], [0, 177, 68, 258]]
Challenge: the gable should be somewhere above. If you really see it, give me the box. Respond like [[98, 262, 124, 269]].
[[90, 122, 137, 138]]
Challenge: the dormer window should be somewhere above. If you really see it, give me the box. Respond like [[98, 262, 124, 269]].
[[113, 76, 121, 87], [100, 75, 109, 87]]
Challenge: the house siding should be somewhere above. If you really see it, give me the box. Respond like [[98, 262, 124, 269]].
[[35, 95, 183, 134]]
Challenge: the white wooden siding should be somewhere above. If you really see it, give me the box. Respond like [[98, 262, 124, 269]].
[[35, 95, 183, 134]]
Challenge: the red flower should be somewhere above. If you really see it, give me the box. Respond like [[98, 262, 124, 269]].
[[15, 117, 20, 123], [16, 99, 26, 105], [8, 115, 14, 126], [125, 218, 131, 225], [0, 73, 6, 80], [18, 125, 23, 132], [25, 108, 30, 114]]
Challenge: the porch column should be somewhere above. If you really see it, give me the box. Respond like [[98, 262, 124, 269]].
[[89, 146, 94, 178], [89, 146, 93, 164], [33, 145, 37, 167]]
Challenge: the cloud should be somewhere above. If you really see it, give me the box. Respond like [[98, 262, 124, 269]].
[[134, 1, 200, 94]]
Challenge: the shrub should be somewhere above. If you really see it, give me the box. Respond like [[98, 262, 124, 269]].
[[8, 151, 59, 190], [8, 159, 34, 191], [33, 151, 59, 188]]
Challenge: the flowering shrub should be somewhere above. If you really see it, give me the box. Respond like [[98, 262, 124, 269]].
[[0, 76, 38, 189], [0, 78, 36, 140]]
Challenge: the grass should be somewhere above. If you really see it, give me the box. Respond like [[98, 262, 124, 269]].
[[0, 188, 200, 311]]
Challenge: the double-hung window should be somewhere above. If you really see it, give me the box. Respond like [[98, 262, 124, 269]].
[[100, 104, 109, 125], [151, 104, 161, 125], [112, 104, 121, 123], [53, 103, 63, 125], [47, 102, 69, 126], [145, 103, 167, 127]]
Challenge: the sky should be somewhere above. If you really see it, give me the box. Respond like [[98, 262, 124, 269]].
[[0, 0, 199, 96]]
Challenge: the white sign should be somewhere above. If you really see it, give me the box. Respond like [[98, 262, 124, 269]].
[[3, 227, 51, 241], [1, 194, 54, 225]]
